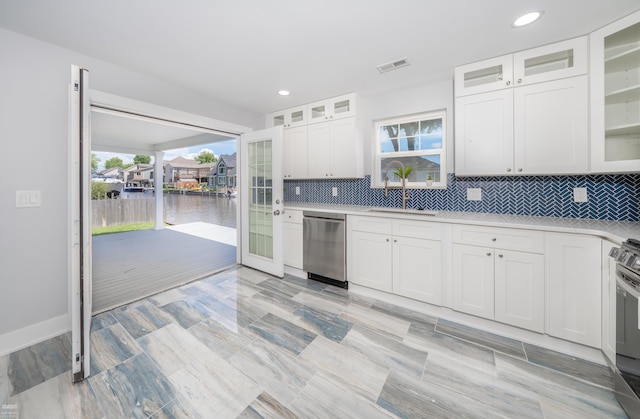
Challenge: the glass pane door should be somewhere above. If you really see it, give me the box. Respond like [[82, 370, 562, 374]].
[[241, 127, 284, 277], [248, 140, 273, 259]]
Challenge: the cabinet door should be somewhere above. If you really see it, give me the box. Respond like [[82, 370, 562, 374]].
[[330, 118, 359, 178], [455, 55, 513, 96], [601, 240, 617, 364], [494, 250, 544, 332], [455, 90, 514, 175], [283, 126, 307, 179], [590, 10, 640, 173], [452, 244, 495, 320], [513, 37, 588, 86], [307, 93, 357, 124], [283, 221, 303, 269], [306, 121, 331, 178], [514, 76, 589, 174], [393, 237, 442, 305], [349, 231, 392, 292], [547, 233, 601, 348]]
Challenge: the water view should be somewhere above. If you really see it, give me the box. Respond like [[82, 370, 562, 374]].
[[163, 193, 237, 227]]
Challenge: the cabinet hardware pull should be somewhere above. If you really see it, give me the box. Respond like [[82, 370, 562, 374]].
[[498, 254, 504, 258], [507, 168, 512, 172], [517, 78, 522, 83], [487, 252, 492, 256], [506, 80, 511, 86], [518, 168, 523, 172], [491, 237, 497, 241], [386, 238, 389, 242]]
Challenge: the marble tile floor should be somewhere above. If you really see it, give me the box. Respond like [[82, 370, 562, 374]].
[[0, 266, 629, 418]]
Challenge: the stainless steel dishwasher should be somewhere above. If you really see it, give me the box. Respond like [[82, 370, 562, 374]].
[[303, 211, 347, 288]]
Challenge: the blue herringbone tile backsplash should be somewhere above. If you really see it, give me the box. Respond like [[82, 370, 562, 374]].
[[284, 173, 640, 221]]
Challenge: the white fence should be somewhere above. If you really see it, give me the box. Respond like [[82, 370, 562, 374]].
[[92, 197, 157, 228]]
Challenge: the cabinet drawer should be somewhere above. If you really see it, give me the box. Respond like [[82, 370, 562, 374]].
[[348, 216, 392, 235], [452, 225, 544, 253], [283, 209, 303, 224], [392, 219, 441, 240]]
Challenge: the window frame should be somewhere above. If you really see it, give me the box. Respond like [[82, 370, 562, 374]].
[[372, 110, 447, 189]]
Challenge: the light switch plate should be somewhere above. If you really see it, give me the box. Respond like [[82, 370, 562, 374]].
[[573, 187, 588, 203], [467, 188, 482, 201], [295, 186, 300, 195], [332, 187, 338, 197], [16, 190, 41, 208]]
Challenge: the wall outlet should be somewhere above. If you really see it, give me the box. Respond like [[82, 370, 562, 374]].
[[574, 187, 588, 203], [332, 187, 338, 197], [295, 186, 300, 195], [466, 188, 482, 201]]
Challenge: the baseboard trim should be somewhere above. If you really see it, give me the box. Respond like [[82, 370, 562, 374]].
[[0, 314, 70, 356]]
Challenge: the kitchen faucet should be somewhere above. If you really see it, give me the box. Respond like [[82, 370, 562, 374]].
[[384, 160, 410, 209]]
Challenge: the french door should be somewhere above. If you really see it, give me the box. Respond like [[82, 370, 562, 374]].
[[69, 65, 92, 381], [240, 127, 284, 277]]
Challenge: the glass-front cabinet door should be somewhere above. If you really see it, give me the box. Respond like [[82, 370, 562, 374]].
[[454, 55, 513, 97], [265, 105, 306, 128], [591, 10, 640, 173], [307, 93, 357, 124]]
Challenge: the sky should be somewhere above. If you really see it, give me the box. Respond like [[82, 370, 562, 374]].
[[93, 140, 236, 171]]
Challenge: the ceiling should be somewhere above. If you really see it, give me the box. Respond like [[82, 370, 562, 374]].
[[1, 1, 639, 117], [90, 109, 234, 155]]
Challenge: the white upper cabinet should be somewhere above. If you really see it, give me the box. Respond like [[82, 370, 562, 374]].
[[590, 10, 640, 173], [283, 125, 308, 179], [307, 93, 357, 124], [513, 75, 589, 174], [455, 89, 514, 175], [513, 37, 588, 86], [266, 105, 307, 128], [455, 36, 589, 176], [455, 55, 514, 96], [266, 93, 363, 179]]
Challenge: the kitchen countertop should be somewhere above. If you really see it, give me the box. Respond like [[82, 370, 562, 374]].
[[285, 203, 640, 244]]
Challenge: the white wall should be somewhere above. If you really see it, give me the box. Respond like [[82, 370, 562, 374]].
[[363, 80, 455, 176], [0, 28, 263, 354]]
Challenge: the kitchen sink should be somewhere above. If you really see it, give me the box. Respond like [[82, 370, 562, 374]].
[[368, 208, 439, 216]]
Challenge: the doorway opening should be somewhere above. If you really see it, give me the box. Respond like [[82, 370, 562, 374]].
[[89, 106, 241, 314]]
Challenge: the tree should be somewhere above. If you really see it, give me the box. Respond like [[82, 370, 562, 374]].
[[133, 155, 151, 164], [195, 150, 217, 164], [104, 156, 124, 169], [91, 181, 111, 200], [91, 153, 100, 172]]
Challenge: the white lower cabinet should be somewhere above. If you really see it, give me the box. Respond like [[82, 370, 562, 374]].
[[547, 233, 602, 348], [494, 249, 544, 333], [348, 216, 441, 305], [283, 210, 303, 269], [452, 244, 495, 320], [393, 236, 442, 304], [452, 225, 544, 332]]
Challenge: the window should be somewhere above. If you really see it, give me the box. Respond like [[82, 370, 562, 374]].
[[218, 176, 226, 185], [219, 164, 226, 175], [373, 110, 446, 189]]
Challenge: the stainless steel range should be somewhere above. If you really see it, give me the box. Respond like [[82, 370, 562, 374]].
[[610, 239, 640, 418]]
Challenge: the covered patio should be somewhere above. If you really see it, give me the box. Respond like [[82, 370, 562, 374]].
[[92, 222, 237, 313]]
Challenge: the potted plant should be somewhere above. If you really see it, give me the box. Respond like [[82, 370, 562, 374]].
[[393, 166, 413, 181], [426, 174, 433, 188]]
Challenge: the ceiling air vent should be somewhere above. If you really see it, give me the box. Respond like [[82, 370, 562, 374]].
[[376, 57, 410, 74]]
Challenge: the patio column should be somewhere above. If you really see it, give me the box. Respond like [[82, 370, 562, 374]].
[[154, 151, 165, 230]]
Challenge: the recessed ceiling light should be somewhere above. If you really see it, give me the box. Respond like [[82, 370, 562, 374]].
[[278, 90, 290, 96], [512, 11, 543, 28]]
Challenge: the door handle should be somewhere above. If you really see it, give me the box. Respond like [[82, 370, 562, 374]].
[[273, 210, 281, 216]]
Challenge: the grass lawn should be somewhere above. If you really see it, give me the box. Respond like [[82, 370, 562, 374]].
[[92, 222, 156, 236]]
